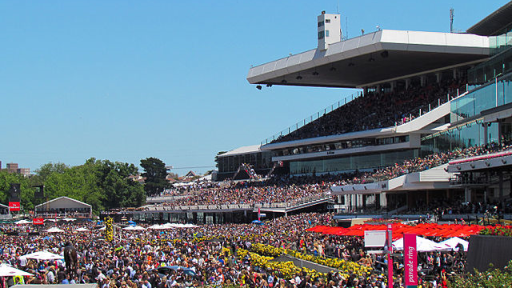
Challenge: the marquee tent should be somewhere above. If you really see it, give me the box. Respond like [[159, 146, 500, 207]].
[[438, 237, 469, 251], [392, 236, 447, 252]]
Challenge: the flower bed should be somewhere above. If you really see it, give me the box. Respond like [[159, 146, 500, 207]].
[[478, 225, 512, 236], [248, 243, 373, 277]]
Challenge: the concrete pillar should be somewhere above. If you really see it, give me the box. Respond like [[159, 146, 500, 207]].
[[405, 79, 411, 90], [436, 72, 442, 83], [499, 171, 504, 209], [420, 75, 427, 87], [465, 187, 472, 203], [484, 124, 489, 145], [380, 192, 388, 209], [453, 68, 459, 79], [390, 81, 396, 92]]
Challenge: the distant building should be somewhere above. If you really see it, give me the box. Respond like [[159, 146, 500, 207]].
[[0, 162, 30, 177]]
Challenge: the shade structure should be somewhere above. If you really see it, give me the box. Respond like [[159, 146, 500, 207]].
[[61, 218, 76, 222], [46, 227, 65, 233], [15, 220, 31, 225], [160, 223, 198, 229], [392, 236, 447, 252], [438, 237, 469, 251], [307, 223, 485, 239], [75, 227, 89, 232], [122, 225, 146, 231], [147, 224, 162, 230], [22, 251, 63, 261], [0, 264, 34, 277]]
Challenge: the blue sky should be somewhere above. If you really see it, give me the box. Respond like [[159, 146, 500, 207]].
[[0, 0, 508, 175]]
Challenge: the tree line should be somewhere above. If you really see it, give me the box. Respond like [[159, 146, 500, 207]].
[[0, 157, 171, 214]]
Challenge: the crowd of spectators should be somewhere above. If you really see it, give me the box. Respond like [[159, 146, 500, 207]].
[[272, 79, 466, 144], [335, 141, 512, 186], [0, 212, 466, 288], [137, 142, 512, 216]]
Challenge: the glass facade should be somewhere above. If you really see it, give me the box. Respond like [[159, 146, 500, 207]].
[[289, 149, 418, 174], [422, 121, 500, 154], [452, 72, 512, 121], [217, 151, 272, 173], [275, 136, 409, 157]]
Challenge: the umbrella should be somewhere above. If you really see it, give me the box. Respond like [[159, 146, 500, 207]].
[[0, 264, 34, 277], [122, 226, 146, 231], [252, 220, 263, 225], [22, 251, 63, 261], [392, 236, 446, 252], [127, 220, 136, 224], [75, 227, 89, 232], [438, 237, 469, 251], [62, 218, 76, 222], [14, 220, 31, 225], [147, 224, 162, 230], [46, 227, 65, 233]]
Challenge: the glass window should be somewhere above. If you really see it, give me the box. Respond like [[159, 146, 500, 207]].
[[318, 31, 325, 39], [318, 21, 324, 27], [326, 30, 330, 37], [326, 19, 331, 23]]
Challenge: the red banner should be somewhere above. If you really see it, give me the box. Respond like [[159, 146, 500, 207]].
[[404, 234, 418, 287], [33, 218, 44, 225], [9, 202, 20, 211]]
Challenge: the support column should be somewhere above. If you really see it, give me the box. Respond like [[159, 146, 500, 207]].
[[465, 187, 472, 203], [436, 72, 442, 84], [453, 68, 459, 80], [420, 75, 427, 87], [405, 79, 411, 90], [484, 124, 489, 145], [499, 171, 504, 209], [390, 81, 396, 92], [381, 192, 388, 209]]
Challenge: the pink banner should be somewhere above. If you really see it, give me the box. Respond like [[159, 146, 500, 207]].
[[404, 234, 417, 286]]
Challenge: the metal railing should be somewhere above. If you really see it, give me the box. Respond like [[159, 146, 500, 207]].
[[140, 192, 333, 211], [261, 92, 362, 145]]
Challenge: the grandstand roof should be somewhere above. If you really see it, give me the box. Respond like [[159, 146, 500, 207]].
[[247, 30, 489, 88], [467, 1, 512, 36], [217, 144, 262, 158]]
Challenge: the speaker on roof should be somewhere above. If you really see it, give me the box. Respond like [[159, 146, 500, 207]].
[[34, 185, 45, 199], [9, 183, 21, 202]]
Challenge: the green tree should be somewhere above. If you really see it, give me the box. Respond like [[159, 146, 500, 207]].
[[39, 158, 145, 214], [140, 157, 169, 196], [0, 170, 32, 210], [450, 260, 512, 287]]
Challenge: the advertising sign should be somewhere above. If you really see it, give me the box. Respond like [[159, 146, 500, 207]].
[[404, 233, 418, 287], [364, 230, 387, 247], [9, 202, 20, 211], [33, 218, 44, 225]]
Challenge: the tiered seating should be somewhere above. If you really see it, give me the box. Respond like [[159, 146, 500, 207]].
[[272, 79, 465, 143]]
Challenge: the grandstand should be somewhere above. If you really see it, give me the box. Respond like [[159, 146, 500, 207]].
[[234, 4, 512, 215], [113, 3, 512, 224]]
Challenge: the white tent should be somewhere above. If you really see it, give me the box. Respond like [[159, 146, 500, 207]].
[[62, 218, 76, 222], [392, 236, 447, 252], [21, 251, 63, 261], [0, 264, 34, 277], [161, 223, 199, 229], [147, 224, 162, 230], [122, 226, 146, 231], [438, 237, 469, 252], [75, 227, 89, 232], [46, 227, 65, 233], [14, 219, 31, 225]]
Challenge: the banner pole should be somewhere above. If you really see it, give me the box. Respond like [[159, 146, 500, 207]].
[[388, 224, 393, 288]]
